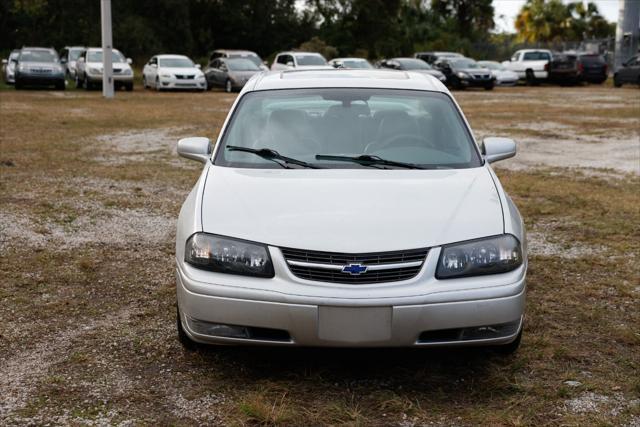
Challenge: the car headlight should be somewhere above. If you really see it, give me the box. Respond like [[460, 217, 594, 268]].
[[89, 67, 102, 74], [457, 71, 469, 79], [185, 233, 274, 278], [436, 234, 522, 279], [160, 73, 172, 78], [197, 74, 205, 80], [123, 68, 132, 75]]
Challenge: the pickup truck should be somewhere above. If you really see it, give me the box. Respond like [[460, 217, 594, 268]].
[[502, 49, 552, 85]]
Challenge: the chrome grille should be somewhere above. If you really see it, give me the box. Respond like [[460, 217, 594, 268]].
[[175, 74, 195, 80], [281, 247, 428, 284]]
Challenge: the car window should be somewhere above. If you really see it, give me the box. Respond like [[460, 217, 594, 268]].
[[396, 59, 432, 70], [215, 88, 481, 169], [159, 57, 194, 68], [295, 55, 327, 66], [626, 57, 638, 66], [342, 60, 372, 69], [19, 50, 58, 63], [523, 51, 550, 61], [229, 53, 262, 67], [276, 55, 288, 64], [69, 49, 83, 61], [511, 53, 520, 61], [87, 50, 125, 63], [226, 58, 260, 71]]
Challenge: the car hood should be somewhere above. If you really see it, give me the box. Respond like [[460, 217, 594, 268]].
[[200, 166, 504, 253], [160, 66, 202, 75], [20, 62, 61, 69]]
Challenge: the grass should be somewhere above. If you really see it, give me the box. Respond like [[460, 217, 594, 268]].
[[0, 85, 639, 426]]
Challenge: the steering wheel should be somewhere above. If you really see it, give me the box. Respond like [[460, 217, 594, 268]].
[[365, 134, 425, 154]]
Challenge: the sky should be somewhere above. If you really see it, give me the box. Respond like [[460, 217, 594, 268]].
[[493, 0, 621, 33]]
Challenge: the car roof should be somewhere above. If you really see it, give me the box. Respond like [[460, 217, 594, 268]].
[[278, 51, 324, 57], [86, 47, 122, 52], [21, 47, 55, 51], [331, 57, 368, 61], [247, 69, 447, 93], [215, 49, 258, 55]]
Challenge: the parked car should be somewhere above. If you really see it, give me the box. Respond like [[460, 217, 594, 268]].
[[75, 47, 134, 91], [502, 49, 552, 85], [142, 54, 206, 91], [14, 47, 65, 90], [204, 57, 261, 92], [414, 51, 463, 65], [613, 55, 639, 87], [547, 52, 582, 85], [477, 61, 519, 86], [434, 57, 495, 90], [209, 49, 268, 71], [576, 52, 607, 84], [270, 51, 332, 71], [329, 57, 373, 69], [377, 58, 446, 83], [59, 46, 85, 79], [174, 69, 527, 353], [2, 49, 20, 84]]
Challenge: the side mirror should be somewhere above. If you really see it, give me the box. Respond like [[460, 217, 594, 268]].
[[60, 57, 67, 64], [177, 137, 211, 163], [1, 59, 7, 65], [126, 58, 132, 64], [195, 64, 201, 69], [332, 62, 342, 68], [263, 61, 268, 66], [286, 61, 294, 67], [483, 137, 516, 163], [151, 63, 157, 68]]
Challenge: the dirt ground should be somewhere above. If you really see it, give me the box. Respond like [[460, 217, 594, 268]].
[[0, 84, 639, 426]]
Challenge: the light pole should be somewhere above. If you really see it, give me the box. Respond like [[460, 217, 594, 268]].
[[101, 0, 114, 98]]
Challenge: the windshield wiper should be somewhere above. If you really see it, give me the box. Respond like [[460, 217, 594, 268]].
[[315, 154, 425, 169], [227, 146, 322, 169]]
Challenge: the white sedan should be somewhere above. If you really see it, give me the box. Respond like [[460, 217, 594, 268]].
[[142, 54, 206, 91], [478, 61, 519, 86], [174, 69, 527, 352]]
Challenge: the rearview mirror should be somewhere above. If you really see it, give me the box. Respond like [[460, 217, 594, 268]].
[[483, 137, 516, 163], [177, 137, 211, 163]]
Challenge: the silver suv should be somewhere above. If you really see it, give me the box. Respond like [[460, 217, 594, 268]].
[[75, 48, 134, 91]]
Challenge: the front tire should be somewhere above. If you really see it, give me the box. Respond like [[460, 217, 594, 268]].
[[125, 82, 133, 92], [155, 77, 162, 92], [225, 79, 233, 93], [484, 82, 494, 90], [494, 330, 522, 355], [525, 69, 537, 86], [55, 80, 65, 91], [177, 307, 200, 351]]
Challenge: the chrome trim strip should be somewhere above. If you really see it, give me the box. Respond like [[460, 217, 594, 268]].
[[286, 260, 423, 271]]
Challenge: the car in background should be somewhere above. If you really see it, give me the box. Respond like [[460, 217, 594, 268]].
[[14, 47, 65, 90], [434, 57, 494, 90], [329, 57, 373, 69], [142, 54, 206, 91], [576, 52, 607, 84], [502, 49, 551, 85], [204, 57, 262, 92], [2, 49, 20, 84], [377, 58, 446, 83], [75, 47, 134, 91], [209, 49, 268, 71], [547, 52, 582, 85], [477, 61, 518, 86], [414, 51, 463, 65], [614, 55, 640, 87], [59, 46, 85, 79], [174, 69, 527, 353], [270, 51, 332, 71]]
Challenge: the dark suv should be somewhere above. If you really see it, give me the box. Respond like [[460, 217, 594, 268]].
[[614, 55, 640, 87], [578, 53, 608, 84], [14, 47, 65, 90], [548, 52, 582, 85]]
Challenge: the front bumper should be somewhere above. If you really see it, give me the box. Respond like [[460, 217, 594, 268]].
[[176, 247, 526, 347], [86, 73, 134, 84], [459, 77, 495, 87], [159, 77, 206, 90], [497, 78, 518, 86], [16, 72, 64, 86]]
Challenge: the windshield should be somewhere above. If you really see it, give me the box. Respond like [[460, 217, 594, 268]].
[[580, 54, 605, 64], [478, 61, 503, 70], [10, 51, 20, 60], [69, 49, 83, 61], [451, 59, 479, 68], [19, 50, 58, 63], [295, 55, 327, 66], [397, 59, 432, 70], [87, 50, 125, 63], [159, 57, 194, 68], [227, 58, 260, 71], [215, 88, 481, 169], [229, 53, 262, 67], [341, 59, 372, 69]]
